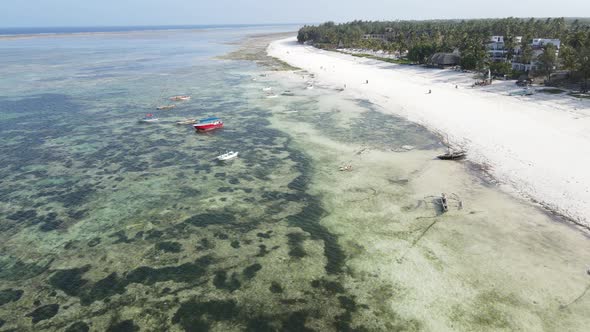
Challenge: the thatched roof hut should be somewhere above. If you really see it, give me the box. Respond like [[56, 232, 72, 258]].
[[428, 53, 461, 67]]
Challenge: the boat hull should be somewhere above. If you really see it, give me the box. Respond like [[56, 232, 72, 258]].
[[217, 151, 238, 161], [437, 152, 466, 160], [193, 121, 223, 132]]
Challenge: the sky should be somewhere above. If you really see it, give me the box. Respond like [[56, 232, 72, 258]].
[[2, 0, 589, 27]]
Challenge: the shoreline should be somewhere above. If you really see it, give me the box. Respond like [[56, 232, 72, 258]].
[[268, 36, 590, 228]]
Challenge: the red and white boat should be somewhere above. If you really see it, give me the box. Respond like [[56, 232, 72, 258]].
[[193, 117, 223, 132]]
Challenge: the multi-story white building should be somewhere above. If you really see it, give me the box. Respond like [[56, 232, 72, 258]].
[[486, 36, 508, 62], [484, 35, 560, 72], [512, 38, 560, 72]]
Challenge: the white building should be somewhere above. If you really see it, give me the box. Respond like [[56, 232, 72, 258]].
[[362, 34, 387, 42], [511, 38, 560, 72], [532, 38, 561, 50], [486, 36, 507, 62]]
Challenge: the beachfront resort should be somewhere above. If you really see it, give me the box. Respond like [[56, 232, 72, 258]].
[[298, 18, 590, 93]]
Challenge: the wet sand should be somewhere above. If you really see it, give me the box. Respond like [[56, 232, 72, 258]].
[[269, 37, 590, 228], [259, 39, 590, 330]]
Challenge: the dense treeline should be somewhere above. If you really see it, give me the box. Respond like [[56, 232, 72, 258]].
[[297, 18, 590, 89]]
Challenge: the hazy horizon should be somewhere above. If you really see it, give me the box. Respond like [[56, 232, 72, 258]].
[[2, 0, 589, 27], [2, 17, 589, 30]]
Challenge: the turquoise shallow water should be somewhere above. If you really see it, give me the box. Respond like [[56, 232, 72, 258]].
[[2, 26, 420, 331], [6, 26, 587, 332]]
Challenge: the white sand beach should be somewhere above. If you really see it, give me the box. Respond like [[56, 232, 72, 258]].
[[269, 37, 590, 227]]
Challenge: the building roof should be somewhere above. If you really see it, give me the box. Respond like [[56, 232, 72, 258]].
[[428, 53, 461, 66]]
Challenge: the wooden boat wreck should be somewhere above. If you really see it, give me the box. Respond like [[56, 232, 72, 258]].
[[437, 150, 466, 160]]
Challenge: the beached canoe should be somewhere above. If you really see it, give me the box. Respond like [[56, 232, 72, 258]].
[[437, 151, 466, 160]]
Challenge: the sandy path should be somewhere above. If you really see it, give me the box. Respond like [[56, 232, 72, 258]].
[[268, 37, 590, 227]]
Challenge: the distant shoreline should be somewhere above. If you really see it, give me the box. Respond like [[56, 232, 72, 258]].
[[0, 24, 301, 40]]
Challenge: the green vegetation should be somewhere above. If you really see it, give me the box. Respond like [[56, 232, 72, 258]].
[[489, 61, 512, 76], [537, 44, 558, 80], [568, 92, 590, 99], [298, 18, 590, 90], [341, 52, 413, 64], [538, 88, 565, 94]]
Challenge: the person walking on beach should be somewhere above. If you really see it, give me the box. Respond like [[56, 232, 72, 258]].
[[428, 89, 431, 94], [366, 80, 369, 84]]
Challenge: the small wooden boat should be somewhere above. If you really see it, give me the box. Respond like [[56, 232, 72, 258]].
[[217, 151, 238, 161], [169, 95, 191, 101], [157, 104, 176, 110], [437, 150, 466, 160], [176, 118, 197, 125]]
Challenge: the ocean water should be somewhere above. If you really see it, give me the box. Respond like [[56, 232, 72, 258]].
[[1, 27, 590, 332], [0, 25, 300, 36]]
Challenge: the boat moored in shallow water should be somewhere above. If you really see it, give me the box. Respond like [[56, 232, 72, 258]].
[[169, 95, 191, 101], [176, 118, 197, 125], [216, 151, 239, 161], [139, 114, 159, 123], [193, 117, 223, 132]]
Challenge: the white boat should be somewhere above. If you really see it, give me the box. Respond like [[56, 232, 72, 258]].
[[140, 114, 159, 123], [216, 151, 239, 161], [262, 87, 272, 92], [265, 94, 278, 99], [306, 85, 314, 90]]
